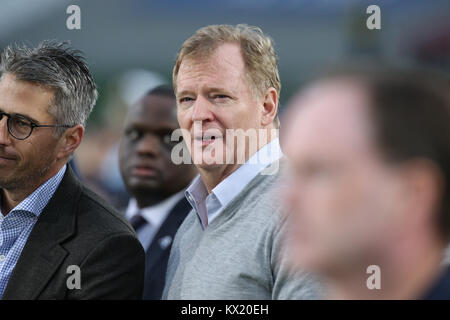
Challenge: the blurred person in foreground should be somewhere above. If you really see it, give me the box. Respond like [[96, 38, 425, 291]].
[[0, 41, 144, 299], [282, 64, 450, 299], [119, 85, 197, 299], [163, 24, 320, 299]]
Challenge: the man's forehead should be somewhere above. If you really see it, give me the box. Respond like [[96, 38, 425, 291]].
[[176, 44, 246, 88], [292, 79, 370, 123], [286, 80, 374, 156], [0, 72, 55, 121], [181, 42, 244, 68], [128, 95, 177, 123]]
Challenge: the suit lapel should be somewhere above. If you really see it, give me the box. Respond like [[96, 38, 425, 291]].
[[145, 198, 190, 273], [2, 167, 80, 300]]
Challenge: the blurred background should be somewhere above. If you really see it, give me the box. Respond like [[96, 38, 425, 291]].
[[1, 0, 449, 210]]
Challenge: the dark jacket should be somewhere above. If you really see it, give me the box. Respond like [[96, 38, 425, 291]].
[[423, 267, 450, 300], [2, 167, 145, 300], [142, 198, 190, 300]]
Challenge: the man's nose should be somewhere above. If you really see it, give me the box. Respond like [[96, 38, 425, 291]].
[[0, 117, 12, 146], [191, 96, 214, 123]]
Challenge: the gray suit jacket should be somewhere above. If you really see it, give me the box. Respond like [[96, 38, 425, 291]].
[[2, 167, 145, 299]]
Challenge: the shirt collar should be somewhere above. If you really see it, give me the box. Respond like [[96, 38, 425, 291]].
[[126, 189, 185, 229], [186, 137, 283, 212], [185, 175, 208, 215], [0, 164, 67, 217], [212, 137, 283, 207]]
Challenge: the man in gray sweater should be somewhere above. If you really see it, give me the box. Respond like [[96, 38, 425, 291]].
[[163, 24, 320, 299]]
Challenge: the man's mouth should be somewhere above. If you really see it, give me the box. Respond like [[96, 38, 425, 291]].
[[0, 152, 17, 161], [0, 155, 16, 166], [131, 165, 159, 178], [194, 134, 223, 147]]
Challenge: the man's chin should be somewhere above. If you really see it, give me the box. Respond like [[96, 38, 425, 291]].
[[190, 147, 231, 166], [0, 177, 22, 190], [195, 161, 224, 172], [192, 153, 229, 168], [128, 178, 161, 192]]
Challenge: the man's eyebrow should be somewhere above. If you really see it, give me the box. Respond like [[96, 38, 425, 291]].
[[208, 87, 232, 93], [13, 113, 39, 123], [0, 108, 39, 124], [207, 87, 237, 97], [175, 90, 193, 98], [176, 87, 235, 97]]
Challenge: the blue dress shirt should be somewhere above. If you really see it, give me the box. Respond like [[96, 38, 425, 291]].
[[0, 165, 66, 298]]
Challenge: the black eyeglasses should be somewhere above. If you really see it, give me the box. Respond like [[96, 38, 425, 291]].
[[0, 111, 74, 140]]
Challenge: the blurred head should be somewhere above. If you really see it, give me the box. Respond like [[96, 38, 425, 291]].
[[282, 65, 450, 276], [174, 24, 279, 176], [119, 85, 197, 206], [0, 41, 97, 191]]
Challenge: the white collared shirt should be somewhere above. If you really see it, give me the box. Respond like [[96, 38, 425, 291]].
[[186, 138, 283, 229], [125, 189, 185, 251]]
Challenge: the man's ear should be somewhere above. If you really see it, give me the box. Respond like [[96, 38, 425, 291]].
[[260, 87, 278, 127], [396, 159, 444, 230], [56, 124, 84, 160]]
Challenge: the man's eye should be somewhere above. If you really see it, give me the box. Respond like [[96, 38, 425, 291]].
[[212, 94, 232, 103], [14, 119, 31, 127], [179, 97, 194, 103], [126, 129, 140, 141], [215, 95, 229, 99], [162, 133, 172, 145], [162, 133, 182, 149]]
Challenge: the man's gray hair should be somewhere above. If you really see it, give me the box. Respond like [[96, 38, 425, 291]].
[[0, 40, 97, 135]]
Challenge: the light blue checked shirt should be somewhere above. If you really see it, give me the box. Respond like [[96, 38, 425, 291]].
[[0, 165, 66, 299]]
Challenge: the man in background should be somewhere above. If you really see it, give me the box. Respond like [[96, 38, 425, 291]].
[[119, 85, 197, 299], [282, 65, 450, 299]]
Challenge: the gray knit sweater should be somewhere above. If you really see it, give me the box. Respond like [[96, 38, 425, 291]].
[[163, 164, 322, 299]]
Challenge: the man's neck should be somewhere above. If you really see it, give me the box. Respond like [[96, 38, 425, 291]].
[[2, 187, 35, 216], [199, 133, 278, 193], [0, 164, 63, 216], [198, 164, 241, 194], [135, 189, 183, 209], [134, 195, 165, 209]]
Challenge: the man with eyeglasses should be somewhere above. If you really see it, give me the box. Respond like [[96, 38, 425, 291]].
[[0, 41, 145, 299]]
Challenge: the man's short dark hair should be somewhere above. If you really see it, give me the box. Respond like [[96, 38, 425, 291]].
[[0, 40, 97, 135], [146, 84, 175, 99], [318, 63, 450, 241]]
